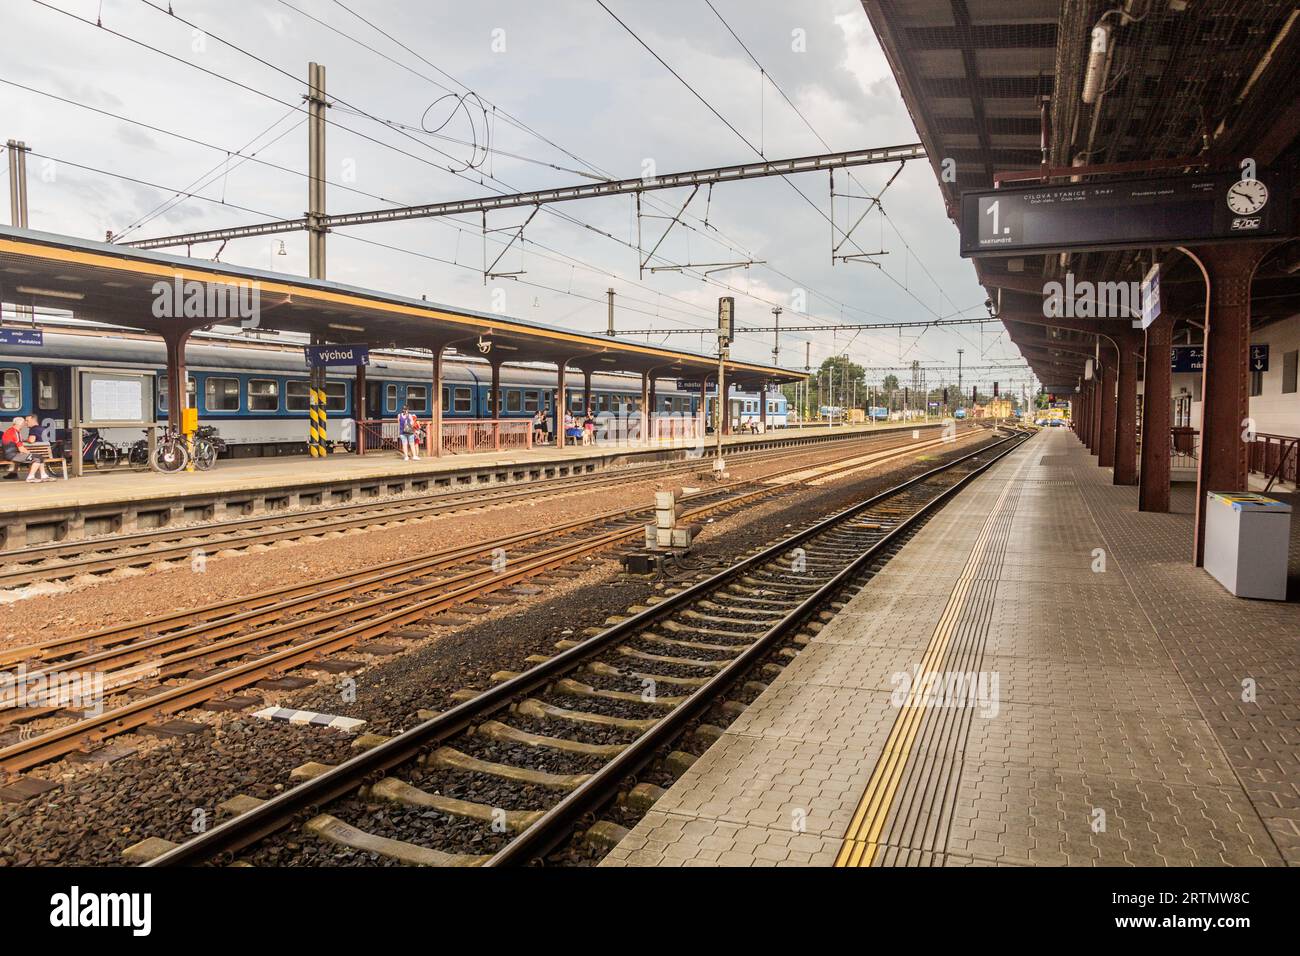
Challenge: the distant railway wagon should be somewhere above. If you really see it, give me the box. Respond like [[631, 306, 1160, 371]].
[[0, 330, 782, 457]]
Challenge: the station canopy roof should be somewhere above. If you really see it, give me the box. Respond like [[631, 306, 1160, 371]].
[[863, 0, 1300, 391], [0, 226, 801, 390]]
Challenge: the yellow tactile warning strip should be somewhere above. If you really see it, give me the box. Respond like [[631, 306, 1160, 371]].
[[834, 462, 1022, 867]]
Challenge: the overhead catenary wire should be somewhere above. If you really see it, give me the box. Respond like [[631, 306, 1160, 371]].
[[21, 0, 989, 371]]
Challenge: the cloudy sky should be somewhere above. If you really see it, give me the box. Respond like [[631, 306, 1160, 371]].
[[1, 0, 1029, 392]]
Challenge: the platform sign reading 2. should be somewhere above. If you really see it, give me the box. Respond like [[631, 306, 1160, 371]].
[[960, 167, 1290, 257]]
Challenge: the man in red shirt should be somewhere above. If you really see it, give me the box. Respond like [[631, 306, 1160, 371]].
[[2, 416, 51, 482]]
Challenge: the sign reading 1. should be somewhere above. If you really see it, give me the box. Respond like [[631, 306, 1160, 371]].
[[1250, 344, 1269, 372], [960, 167, 1290, 257]]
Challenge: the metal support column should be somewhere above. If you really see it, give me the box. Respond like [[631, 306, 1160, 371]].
[[1139, 315, 1172, 512], [353, 363, 366, 454], [1113, 336, 1139, 485], [639, 371, 650, 444], [1098, 349, 1117, 469], [1091, 375, 1103, 455], [429, 345, 445, 458], [555, 362, 567, 449], [307, 62, 328, 281], [1187, 243, 1268, 566]]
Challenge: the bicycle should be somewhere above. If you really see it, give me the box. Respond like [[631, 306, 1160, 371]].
[[151, 426, 189, 473], [190, 425, 227, 471], [84, 429, 150, 470]]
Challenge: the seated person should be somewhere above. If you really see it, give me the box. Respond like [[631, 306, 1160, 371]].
[[24, 415, 61, 459], [2, 416, 52, 483]]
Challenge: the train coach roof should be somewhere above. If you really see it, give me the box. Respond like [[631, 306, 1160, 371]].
[[0, 329, 678, 390], [0, 226, 803, 389]]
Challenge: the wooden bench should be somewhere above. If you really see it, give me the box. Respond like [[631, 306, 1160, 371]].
[[14, 442, 68, 480]]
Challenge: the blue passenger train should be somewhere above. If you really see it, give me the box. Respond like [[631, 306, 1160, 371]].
[[0, 328, 787, 456]]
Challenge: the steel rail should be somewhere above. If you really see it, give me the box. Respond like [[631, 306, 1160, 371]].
[[0, 426, 947, 588], [1, 428, 956, 669], [0, 432, 968, 770], [489, 435, 1026, 865], [144, 431, 1022, 867], [1, 424, 882, 567]]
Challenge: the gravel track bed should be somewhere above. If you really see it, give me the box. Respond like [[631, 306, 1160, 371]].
[[582, 672, 679, 695], [456, 734, 607, 777], [0, 719, 354, 867], [503, 712, 642, 747], [621, 637, 738, 662], [545, 692, 667, 722], [604, 655, 721, 680], [0, 437, 888, 633], [404, 766, 559, 812], [4, 435, 1000, 867]]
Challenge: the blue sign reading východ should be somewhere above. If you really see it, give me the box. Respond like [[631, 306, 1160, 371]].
[[305, 344, 370, 368]]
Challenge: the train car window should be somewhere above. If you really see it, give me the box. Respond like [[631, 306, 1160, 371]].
[[523, 390, 539, 412], [159, 377, 198, 412], [441, 386, 450, 409], [0, 369, 20, 411], [597, 394, 609, 411], [406, 385, 428, 412], [1284, 350, 1298, 394], [36, 370, 59, 410], [204, 377, 240, 412], [570, 392, 584, 412], [248, 379, 279, 411], [453, 386, 472, 413], [506, 390, 522, 413], [286, 381, 309, 411], [324, 383, 347, 412], [386, 384, 399, 413]]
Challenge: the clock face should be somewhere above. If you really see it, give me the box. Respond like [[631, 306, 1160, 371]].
[[1226, 178, 1269, 215]]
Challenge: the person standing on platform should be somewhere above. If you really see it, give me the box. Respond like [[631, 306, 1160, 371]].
[[532, 408, 547, 445], [397, 405, 420, 462]]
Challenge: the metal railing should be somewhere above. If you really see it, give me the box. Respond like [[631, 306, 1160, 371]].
[[1250, 432, 1298, 492], [440, 419, 533, 454], [354, 418, 532, 456], [1157, 428, 1297, 491]]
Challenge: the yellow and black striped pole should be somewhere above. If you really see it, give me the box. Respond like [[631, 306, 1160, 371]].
[[316, 384, 328, 454], [308, 382, 325, 457]]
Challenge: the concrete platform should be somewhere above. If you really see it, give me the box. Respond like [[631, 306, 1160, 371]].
[[0, 422, 940, 549], [602, 429, 1300, 867]]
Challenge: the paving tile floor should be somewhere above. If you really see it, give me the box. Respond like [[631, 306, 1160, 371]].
[[602, 429, 1299, 867]]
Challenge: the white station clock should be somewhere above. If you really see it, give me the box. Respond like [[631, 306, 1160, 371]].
[[1226, 178, 1269, 215]]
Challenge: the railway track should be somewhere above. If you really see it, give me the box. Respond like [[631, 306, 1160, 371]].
[[138, 430, 1027, 868], [0, 429, 979, 776], [0, 426, 958, 590]]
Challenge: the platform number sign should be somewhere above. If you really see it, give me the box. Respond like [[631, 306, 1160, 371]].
[[1250, 344, 1269, 372], [960, 167, 1291, 257], [977, 195, 1019, 250]]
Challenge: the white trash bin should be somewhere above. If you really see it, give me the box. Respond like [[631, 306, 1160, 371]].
[[1203, 492, 1292, 600]]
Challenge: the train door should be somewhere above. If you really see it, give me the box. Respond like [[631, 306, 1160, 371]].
[[31, 365, 69, 440], [366, 381, 385, 420]]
